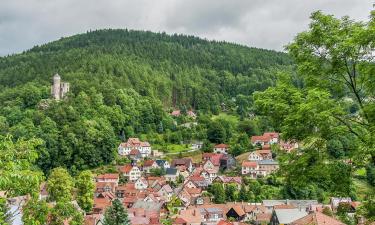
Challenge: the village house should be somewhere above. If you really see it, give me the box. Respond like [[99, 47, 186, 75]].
[[241, 161, 259, 178], [200, 207, 225, 222], [143, 160, 160, 173], [171, 158, 193, 173], [118, 137, 152, 158], [157, 184, 174, 201], [202, 153, 235, 170], [135, 177, 148, 190], [248, 149, 273, 161], [155, 159, 170, 169], [251, 132, 280, 146], [201, 167, 219, 184], [213, 144, 230, 154], [191, 141, 203, 150], [119, 164, 142, 182], [96, 173, 119, 184], [95, 182, 117, 196], [185, 176, 209, 190], [165, 168, 180, 182], [258, 160, 279, 176]]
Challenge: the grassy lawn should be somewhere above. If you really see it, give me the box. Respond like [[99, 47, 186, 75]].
[[153, 143, 191, 153], [353, 178, 373, 201], [235, 151, 251, 162], [211, 113, 240, 124]]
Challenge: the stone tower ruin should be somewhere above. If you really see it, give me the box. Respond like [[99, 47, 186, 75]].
[[51, 73, 70, 100]]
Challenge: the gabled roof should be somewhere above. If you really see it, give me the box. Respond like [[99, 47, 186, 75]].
[[217, 220, 233, 225], [130, 149, 141, 155], [256, 213, 272, 222], [242, 161, 258, 168], [144, 160, 155, 167], [215, 176, 242, 184], [96, 173, 119, 180], [155, 159, 167, 167], [230, 205, 246, 216], [171, 158, 192, 167], [274, 208, 308, 224], [166, 168, 178, 175], [291, 211, 345, 225], [119, 164, 134, 173], [214, 144, 229, 148]]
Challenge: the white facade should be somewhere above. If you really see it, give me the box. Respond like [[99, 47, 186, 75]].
[[123, 166, 142, 182], [118, 138, 152, 157], [135, 178, 148, 190], [213, 147, 227, 154], [248, 152, 263, 161]]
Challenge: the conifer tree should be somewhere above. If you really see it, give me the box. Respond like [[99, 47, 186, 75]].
[[103, 199, 130, 225]]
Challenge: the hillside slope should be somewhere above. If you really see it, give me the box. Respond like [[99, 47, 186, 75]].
[[0, 29, 292, 172], [0, 29, 292, 110]]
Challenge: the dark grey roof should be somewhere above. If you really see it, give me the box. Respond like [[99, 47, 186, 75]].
[[155, 159, 166, 167], [166, 168, 178, 175], [258, 160, 279, 165]]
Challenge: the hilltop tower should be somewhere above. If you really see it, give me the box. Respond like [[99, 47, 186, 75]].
[[51, 73, 70, 100]]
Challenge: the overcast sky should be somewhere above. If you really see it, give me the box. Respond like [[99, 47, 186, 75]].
[[0, 0, 373, 56]]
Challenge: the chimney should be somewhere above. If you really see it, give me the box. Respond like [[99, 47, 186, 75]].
[[193, 209, 196, 216]]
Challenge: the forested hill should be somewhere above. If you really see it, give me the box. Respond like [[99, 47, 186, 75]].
[[0, 29, 293, 172], [0, 29, 292, 110]]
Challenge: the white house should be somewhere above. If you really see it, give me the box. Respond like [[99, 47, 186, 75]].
[[135, 177, 148, 190], [155, 159, 170, 169], [241, 161, 259, 178], [120, 165, 142, 182], [96, 174, 119, 185], [118, 138, 152, 157], [248, 151, 263, 161], [213, 144, 229, 154]]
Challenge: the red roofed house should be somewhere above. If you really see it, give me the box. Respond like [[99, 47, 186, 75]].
[[143, 160, 160, 173], [241, 161, 259, 178], [119, 164, 142, 182], [118, 137, 151, 157], [96, 173, 119, 184], [171, 110, 181, 117], [251, 132, 279, 146], [248, 150, 272, 161], [213, 144, 229, 154]]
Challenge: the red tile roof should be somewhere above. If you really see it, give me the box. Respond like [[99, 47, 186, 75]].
[[119, 164, 133, 173], [144, 160, 155, 167], [173, 218, 187, 224], [96, 173, 119, 180], [242, 161, 258, 168], [214, 144, 229, 148], [171, 110, 181, 116], [217, 220, 233, 225], [130, 149, 141, 155], [291, 212, 345, 225]]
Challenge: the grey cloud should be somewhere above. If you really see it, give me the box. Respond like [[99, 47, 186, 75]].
[[0, 0, 373, 56]]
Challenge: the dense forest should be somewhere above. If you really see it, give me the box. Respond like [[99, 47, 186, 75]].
[[0, 29, 292, 173]]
